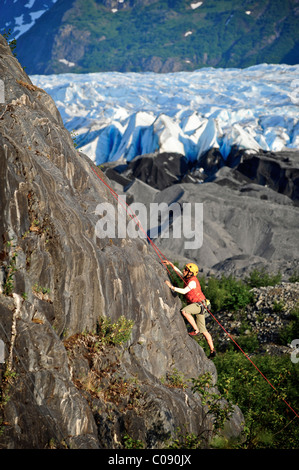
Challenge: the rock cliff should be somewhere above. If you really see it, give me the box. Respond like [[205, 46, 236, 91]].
[[0, 36, 243, 448]]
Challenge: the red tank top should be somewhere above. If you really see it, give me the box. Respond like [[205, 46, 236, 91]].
[[185, 276, 205, 304]]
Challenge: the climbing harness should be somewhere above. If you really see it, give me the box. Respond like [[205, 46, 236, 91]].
[[91, 165, 299, 420]]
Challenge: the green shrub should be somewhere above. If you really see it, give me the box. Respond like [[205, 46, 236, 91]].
[[272, 300, 284, 313], [230, 333, 259, 354], [97, 315, 134, 345], [190, 372, 234, 435], [245, 268, 282, 288], [202, 275, 253, 312], [166, 428, 202, 449], [289, 270, 299, 283], [164, 368, 187, 389], [2, 29, 17, 57], [123, 434, 144, 449]]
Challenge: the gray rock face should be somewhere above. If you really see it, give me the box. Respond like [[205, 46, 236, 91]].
[[0, 36, 243, 448]]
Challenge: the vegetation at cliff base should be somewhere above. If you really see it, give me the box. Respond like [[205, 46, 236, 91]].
[[214, 352, 299, 449], [170, 265, 299, 449]]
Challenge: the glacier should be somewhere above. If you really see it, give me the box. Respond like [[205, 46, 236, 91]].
[[30, 64, 299, 165]]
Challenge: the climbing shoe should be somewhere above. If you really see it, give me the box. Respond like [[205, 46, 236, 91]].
[[189, 331, 199, 336], [209, 350, 216, 359]]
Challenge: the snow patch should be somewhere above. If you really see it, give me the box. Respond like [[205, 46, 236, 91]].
[[10, 1, 58, 38], [190, 2, 203, 9], [59, 59, 76, 67]]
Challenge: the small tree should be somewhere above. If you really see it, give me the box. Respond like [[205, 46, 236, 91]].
[[190, 372, 234, 438]]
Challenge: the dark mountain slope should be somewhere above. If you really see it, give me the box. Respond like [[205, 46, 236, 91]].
[[6, 0, 299, 74]]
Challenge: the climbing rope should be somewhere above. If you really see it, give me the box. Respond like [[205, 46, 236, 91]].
[[91, 165, 299, 420]]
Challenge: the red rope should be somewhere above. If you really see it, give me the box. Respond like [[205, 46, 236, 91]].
[[91, 165, 299, 419], [91, 166, 173, 276]]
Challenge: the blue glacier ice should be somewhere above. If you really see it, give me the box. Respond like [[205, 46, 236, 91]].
[[31, 64, 299, 165]]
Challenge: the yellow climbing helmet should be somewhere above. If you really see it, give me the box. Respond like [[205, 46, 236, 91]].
[[185, 263, 199, 276]]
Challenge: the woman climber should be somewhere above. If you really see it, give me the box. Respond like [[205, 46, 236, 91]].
[[163, 260, 216, 359]]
